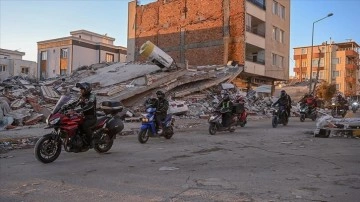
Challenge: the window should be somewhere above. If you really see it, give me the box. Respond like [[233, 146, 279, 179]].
[[332, 57, 340, 64], [279, 29, 284, 43], [333, 71, 340, 78], [336, 84, 340, 90], [301, 48, 307, 54], [312, 58, 324, 67], [279, 5, 285, 19], [301, 61, 307, 67], [272, 26, 284, 43], [0, 64, 6, 72], [21, 67, 29, 74], [60, 48, 68, 58], [272, 1, 278, 15], [41, 51, 47, 60], [272, 53, 277, 65], [106, 53, 114, 62], [272, 53, 284, 68], [312, 72, 317, 78]]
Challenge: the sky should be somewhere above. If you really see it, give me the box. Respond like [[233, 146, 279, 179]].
[[1, 0, 360, 76]]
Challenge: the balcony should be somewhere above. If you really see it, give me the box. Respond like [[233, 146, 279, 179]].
[[345, 50, 359, 58], [312, 53, 324, 58], [345, 89, 356, 96], [244, 61, 265, 75], [247, 0, 266, 10], [293, 67, 307, 73], [345, 63, 357, 70], [294, 54, 307, 60], [312, 66, 324, 71], [345, 76, 356, 83]]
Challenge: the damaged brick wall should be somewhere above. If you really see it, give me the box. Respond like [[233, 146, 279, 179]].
[[134, 0, 245, 66]]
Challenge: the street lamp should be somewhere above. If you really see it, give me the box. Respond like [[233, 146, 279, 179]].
[[309, 13, 333, 93]]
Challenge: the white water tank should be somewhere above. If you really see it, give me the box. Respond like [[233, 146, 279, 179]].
[[139, 41, 177, 71]]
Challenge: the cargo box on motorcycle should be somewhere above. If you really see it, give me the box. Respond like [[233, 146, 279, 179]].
[[105, 116, 124, 135], [232, 103, 244, 114], [101, 101, 123, 115]]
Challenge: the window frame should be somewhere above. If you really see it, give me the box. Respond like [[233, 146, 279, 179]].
[[106, 53, 114, 62], [60, 48, 68, 59], [41, 51, 47, 61]]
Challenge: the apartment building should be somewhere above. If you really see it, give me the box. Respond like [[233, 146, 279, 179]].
[[0, 48, 37, 81], [127, 0, 290, 90], [293, 41, 360, 96], [37, 30, 127, 79]]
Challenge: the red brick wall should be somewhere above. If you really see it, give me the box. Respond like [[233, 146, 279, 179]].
[[134, 0, 245, 66]]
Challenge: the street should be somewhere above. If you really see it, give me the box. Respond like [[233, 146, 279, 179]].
[[1, 117, 360, 202]]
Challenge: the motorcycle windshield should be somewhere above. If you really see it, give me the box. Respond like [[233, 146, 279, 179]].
[[52, 95, 72, 114]]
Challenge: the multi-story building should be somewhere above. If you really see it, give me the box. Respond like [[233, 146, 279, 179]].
[[0, 48, 37, 81], [127, 0, 290, 90], [37, 30, 127, 79], [293, 41, 360, 96]]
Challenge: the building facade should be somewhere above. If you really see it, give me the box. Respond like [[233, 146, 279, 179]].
[[37, 30, 127, 79], [127, 0, 290, 87], [293, 41, 360, 96], [0, 49, 37, 81]]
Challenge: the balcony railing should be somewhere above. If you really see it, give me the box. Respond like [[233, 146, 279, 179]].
[[246, 25, 265, 37], [294, 54, 307, 60], [345, 50, 359, 58], [345, 76, 356, 83], [245, 56, 265, 65], [247, 0, 266, 10], [345, 63, 357, 70]]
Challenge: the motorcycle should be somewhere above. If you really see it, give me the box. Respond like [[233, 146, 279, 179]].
[[271, 105, 288, 128], [208, 108, 236, 135], [34, 95, 124, 164], [233, 96, 248, 127], [351, 101, 359, 113], [137, 106, 175, 144], [330, 102, 347, 118], [299, 103, 317, 122]]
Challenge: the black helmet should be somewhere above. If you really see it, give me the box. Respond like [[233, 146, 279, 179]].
[[223, 93, 230, 101], [76, 82, 92, 95], [280, 90, 286, 98], [156, 90, 165, 99]]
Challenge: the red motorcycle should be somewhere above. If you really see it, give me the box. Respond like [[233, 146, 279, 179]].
[[34, 95, 124, 163], [233, 95, 248, 127]]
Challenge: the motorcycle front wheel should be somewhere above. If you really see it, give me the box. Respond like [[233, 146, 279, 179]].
[[272, 116, 278, 128], [94, 133, 114, 153], [209, 123, 217, 135], [34, 136, 62, 164], [138, 129, 150, 144]]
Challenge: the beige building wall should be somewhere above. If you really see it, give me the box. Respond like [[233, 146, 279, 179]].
[[127, 1, 137, 62], [264, 0, 290, 80], [38, 30, 127, 79], [0, 49, 37, 80]]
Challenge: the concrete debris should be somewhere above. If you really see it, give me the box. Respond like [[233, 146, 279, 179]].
[[314, 115, 360, 138], [0, 60, 299, 133]]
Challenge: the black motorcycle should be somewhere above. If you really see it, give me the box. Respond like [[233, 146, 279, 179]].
[[351, 101, 359, 113], [330, 102, 347, 118], [208, 108, 235, 135], [272, 105, 288, 128], [299, 103, 317, 122]]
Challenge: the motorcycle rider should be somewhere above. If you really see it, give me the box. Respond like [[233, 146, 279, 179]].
[[336, 93, 348, 110], [217, 93, 234, 129], [155, 90, 169, 134], [299, 93, 317, 113], [272, 90, 292, 118], [62, 82, 97, 146]]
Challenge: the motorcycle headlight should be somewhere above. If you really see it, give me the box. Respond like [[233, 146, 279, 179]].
[[49, 117, 60, 125], [332, 103, 335, 106], [209, 116, 216, 121], [353, 102, 358, 105]]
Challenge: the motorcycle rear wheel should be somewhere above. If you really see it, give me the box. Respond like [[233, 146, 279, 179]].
[[34, 136, 62, 164], [209, 124, 217, 135], [300, 114, 305, 122], [94, 133, 114, 153], [138, 129, 150, 144], [164, 126, 174, 139]]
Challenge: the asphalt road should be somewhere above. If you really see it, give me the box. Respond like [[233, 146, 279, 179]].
[[1, 117, 360, 202]]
